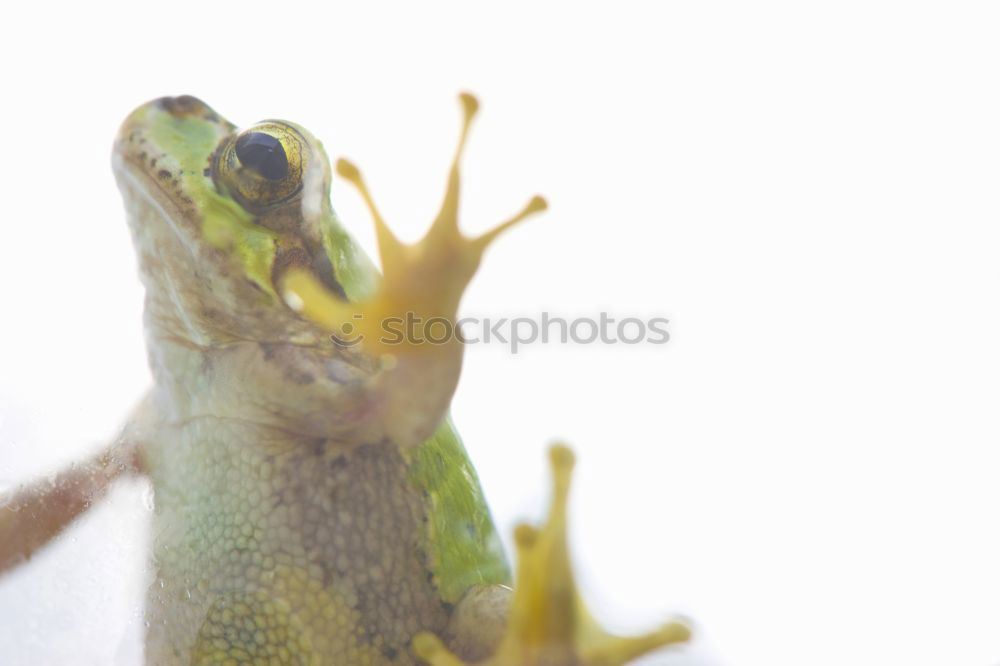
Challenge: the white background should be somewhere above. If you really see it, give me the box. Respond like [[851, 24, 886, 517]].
[[1, 2, 999, 665]]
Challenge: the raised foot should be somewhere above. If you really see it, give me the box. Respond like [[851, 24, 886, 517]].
[[281, 93, 546, 356], [413, 445, 692, 666]]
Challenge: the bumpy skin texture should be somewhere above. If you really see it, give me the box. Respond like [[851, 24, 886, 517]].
[[148, 419, 446, 663], [101, 94, 689, 666], [112, 96, 511, 664]]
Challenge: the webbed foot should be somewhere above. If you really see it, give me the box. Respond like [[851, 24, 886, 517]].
[[281, 94, 545, 446], [281, 93, 545, 356], [413, 446, 691, 666]]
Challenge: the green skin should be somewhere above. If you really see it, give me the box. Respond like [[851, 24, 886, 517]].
[[111, 96, 510, 665], [0, 95, 687, 666]]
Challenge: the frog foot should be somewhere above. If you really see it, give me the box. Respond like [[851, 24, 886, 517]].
[[412, 445, 692, 666], [281, 93, 546, 356]]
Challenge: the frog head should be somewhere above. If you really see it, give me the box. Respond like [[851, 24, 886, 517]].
[[112, 94, 544, 446], [112, 95, 377, 347]]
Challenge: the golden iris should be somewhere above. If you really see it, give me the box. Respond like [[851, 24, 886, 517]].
[[214, 122, 307, 209]]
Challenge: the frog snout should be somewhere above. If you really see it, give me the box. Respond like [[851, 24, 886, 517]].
[[113, 95, 236, 161], [154, 95, 217, 120]]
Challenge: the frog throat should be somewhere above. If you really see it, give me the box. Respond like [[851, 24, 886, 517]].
[[279, 93, 547, 356]]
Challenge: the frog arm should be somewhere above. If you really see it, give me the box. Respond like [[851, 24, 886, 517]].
[[0, 440, 141, 574], [0, 398, 149, 575], [281, 93, 544, 448], [284, 94, 690, 665]]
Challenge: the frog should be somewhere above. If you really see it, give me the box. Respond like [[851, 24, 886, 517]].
[[0, 93, 690, 665]]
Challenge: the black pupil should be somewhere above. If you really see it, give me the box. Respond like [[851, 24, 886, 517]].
[[234, 132, 289, 180]]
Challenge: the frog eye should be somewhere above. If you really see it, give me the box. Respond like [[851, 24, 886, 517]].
[[214, 121, 308, 209]]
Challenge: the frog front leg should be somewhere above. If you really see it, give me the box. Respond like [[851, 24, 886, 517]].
[[0, 399, 148, 575], [282, 93, 545, 449], [284, 95, 690, 665]]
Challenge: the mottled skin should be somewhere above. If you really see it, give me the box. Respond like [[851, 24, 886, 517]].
[[112, 96, 510, 664], [0, 95, 691, 666]]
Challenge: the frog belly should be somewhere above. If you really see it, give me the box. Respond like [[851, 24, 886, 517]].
[[143, 417, 448, 665]]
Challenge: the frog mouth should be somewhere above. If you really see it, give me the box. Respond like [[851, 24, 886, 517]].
[[111, 140, 207, 262]]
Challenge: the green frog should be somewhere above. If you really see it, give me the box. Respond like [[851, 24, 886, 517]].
[[0, 94, 689, 665]]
